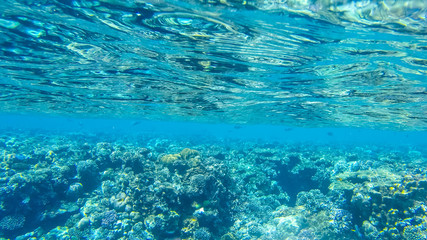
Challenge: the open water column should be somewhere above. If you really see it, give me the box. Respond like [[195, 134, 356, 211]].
[[0, 0, 426, 239]]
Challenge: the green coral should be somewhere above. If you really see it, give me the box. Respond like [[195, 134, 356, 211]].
[[180, 148, 199, 161], [330, 168, 427, 239], [161, 153, 180, 164], [160, 148, 200, 167], [330, 169, 403, 191], [181, 217, 199, 237], [403, 225, 427, 240]]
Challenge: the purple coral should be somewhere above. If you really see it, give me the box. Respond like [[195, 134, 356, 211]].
[[0, 214, 25, 231], [101, 210, 118, 228], [329, 208, 352, 233], [297, 229, 317, 240]]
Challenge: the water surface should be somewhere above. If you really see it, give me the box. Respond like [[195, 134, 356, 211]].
[[1, 0, 426, 129]]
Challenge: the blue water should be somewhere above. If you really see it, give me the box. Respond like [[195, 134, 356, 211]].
[[0, 0, 427, 239], [1, 114, 426, 147]]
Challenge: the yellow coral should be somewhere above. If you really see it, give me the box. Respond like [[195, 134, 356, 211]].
[[221, 232, 237, 240], [180, 148, 199, 161], [161, 154, 180, 164], [161, 149, 200, 166], [181, 217, 199, 236]]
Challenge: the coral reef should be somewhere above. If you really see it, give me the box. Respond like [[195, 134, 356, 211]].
[[0, 131, 425, 239], [0, 215, 25, 231]]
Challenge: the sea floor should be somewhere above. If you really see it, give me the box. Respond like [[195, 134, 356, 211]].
[[0, 130, 426, 240]]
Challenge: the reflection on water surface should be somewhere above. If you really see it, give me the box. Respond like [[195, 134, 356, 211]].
[[0, 0, 426, 130]]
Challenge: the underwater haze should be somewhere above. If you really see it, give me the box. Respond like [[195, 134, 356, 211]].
[[0, 0, 427, 239]]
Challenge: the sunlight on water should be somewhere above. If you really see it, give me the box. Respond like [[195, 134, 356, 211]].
[[0, 0, 426, 130]]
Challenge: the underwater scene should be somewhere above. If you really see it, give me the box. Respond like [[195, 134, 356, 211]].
[[0, 0, 427, 239]]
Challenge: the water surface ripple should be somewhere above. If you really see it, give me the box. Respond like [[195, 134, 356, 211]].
[[0, 0, 426, 130]]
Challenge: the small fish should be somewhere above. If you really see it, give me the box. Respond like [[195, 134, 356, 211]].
[[131, 121, 141, 126]]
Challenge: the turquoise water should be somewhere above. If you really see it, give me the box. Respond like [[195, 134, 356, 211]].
[[1, 0, 426, 129], [1, 0, 427, 239]]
